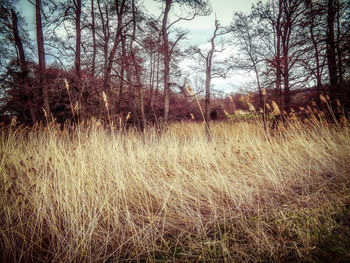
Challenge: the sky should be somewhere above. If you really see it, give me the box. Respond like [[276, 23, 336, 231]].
[[16, 0, 264, 94], [142, 0, 259, 44]]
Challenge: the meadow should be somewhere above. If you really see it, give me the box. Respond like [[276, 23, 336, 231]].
[[1, 116, 350, 262]]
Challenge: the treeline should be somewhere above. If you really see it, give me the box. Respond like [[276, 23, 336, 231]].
[[0, 0, 349, 128]]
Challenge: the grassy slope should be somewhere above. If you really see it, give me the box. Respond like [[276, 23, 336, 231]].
[[1, 121, 350, 262]]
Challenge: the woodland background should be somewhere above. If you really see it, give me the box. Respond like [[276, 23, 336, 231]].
[[0, 0, 349, 128]]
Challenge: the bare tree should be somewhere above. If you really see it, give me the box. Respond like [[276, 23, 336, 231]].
[[161, 0, 210, 122], [103, 0, 127, 95], [327, 0, 338, 93], [255, 0, 308, 111], [74, 0, 81, 88], [230, 12, 267, 130], [36, 0, 51, 122], [194, 19, 226, 139], [161, 0, 172, 122], [304, 0, 327, 95], [10, 8, 37, 124], [130, 0, 146, 131], [90, 0, 96, 78]]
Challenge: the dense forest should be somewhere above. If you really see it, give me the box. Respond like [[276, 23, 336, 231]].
[[0, 0, 349, 128]]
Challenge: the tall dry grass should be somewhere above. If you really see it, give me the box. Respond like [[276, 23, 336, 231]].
[[1, 120, 350, 262]]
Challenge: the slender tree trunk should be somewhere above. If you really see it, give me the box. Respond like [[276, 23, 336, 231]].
[[253, 64, 266, 132], [162, 0, 171, 122], [74, 0, 83, 118], [149, 50, 154, 114], [275, 0, 283, 108], [74, 0, 81, 84], [104, 0, 126, 93], [283, 55, 290, 110], [11, 9, 37, 124], [126, 67, 139, 128], [131, 0, 146, 131], [91, 0, 96, 78], [155, 48, 160, 108], [35, 0, 51, 122], [327, 0, 338, 93], [282, 28, 291, 111], [335, 0, 343, 84], [309, 1, 322, 93], [203, 20, 221, 141], [118, 32, 126, 110], [204, 64, 211, 139], [97, 0, 108, 82]]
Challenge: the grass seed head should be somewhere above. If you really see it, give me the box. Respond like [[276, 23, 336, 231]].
[[320, 94, 327, 104], [42, 107, 47, 117], [74, 101, 79, 112], [271, 101, 280, 116], [289, 114, 297, 122], [102, 91, 108, 109], [239, 95, 245, 103], [248, 102, 256, 112], [64, 79, 69, 92], [336, 99, 341, 107], [340, 115, 346, 125], [10, 116, 17, 127], [186, 85, 193, 95]]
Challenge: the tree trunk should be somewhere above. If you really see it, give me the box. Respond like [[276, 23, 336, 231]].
[[91, 0, 96, 78], [327, 0, 338, 95], [275, 0, 283, 108], [203, 20, 221, 141], [162, 0, 171, 122], [283, 55, 290, 110], [204, 65, 211, 139], [35, 0, 51, 122], [104, 0, 126, 94], [74, 0, 81, 85], [11, 9, 37, 124], [154, 48, 160, 111], [308, 0, 322, 94], [97, 0, 109, 83], [149, 50, 154, 115], [118, 32, 126, 110], [74, 0, 83, 117], [131, 0, 146, 131], [335, 0, 343, 84]]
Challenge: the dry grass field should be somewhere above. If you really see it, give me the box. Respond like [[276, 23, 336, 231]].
[[1, 116, 350, 262]]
